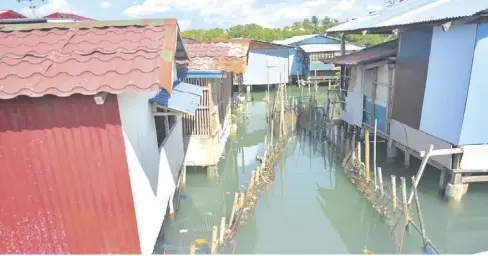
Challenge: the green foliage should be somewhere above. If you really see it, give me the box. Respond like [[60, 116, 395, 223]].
[[181, 16, 395, 47]]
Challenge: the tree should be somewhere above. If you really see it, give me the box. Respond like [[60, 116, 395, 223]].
[[180, 16, 394, 47]]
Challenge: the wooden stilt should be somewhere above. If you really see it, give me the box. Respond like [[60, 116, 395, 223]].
[[373, 119, 378, 189], [219, 217, 226, 244], [411, 176, 427, 247], [211, 225, 218, 254], [168, 193, 175, 220], [229, 192, 239, 228], [364, 129, 370, 185], [378, 167, 384, 197], [391, 175, 397, 211], [401, 177, 409, 228]]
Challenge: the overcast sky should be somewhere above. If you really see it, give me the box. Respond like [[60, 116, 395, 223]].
[[1, 0, 387, 31]]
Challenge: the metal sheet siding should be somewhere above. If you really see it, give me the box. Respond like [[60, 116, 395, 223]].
[[391, 28, 432, 129], [419, 24, 477, 145], [0, 94, 140, 254], [243, 48, 289, 85], [459, 23, 488, 145]]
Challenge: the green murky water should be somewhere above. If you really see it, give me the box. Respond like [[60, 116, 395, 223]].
[[155, 87, 488, 254]]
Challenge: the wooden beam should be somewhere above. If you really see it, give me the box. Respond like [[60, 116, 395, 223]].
[[419, 147, 463, 158], [453, 168, 488, 173], [462, 175, 488, 183], [152, 112, 184, 116]]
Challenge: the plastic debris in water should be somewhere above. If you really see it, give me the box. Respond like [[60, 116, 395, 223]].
[[179, 229, 188, 233], [195, 239, 206, 244], [362, 248, 374, 254], [180, 194, 188, 200], [422, 246, 436, 254]]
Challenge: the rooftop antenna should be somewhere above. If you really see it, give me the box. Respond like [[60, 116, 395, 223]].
[[17, 0, 45, 18]]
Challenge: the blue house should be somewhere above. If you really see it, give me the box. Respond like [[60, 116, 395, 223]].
[[273, 34, 362, 83], [327, 0, 488, 202]]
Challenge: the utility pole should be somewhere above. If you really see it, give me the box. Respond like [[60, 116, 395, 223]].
[[16, 0, 45, 17]]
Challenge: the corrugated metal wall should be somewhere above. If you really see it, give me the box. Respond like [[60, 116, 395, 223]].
[[391, 28, 433, 129], [419, 24, 477, 145], [0, 94, 140, 254]]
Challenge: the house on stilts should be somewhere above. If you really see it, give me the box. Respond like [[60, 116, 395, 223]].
[[176, 39, 248, 171], [273, 34, 362, 84], [0, 19, 202, 254], [327, 0, 488, 202]]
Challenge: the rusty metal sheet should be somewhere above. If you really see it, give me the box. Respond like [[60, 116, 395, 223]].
[[330, 40, 398, 65], [0, 94, 140, 253]]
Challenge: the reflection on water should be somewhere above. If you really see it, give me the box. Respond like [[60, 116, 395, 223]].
[[157, 86, 488, 254]]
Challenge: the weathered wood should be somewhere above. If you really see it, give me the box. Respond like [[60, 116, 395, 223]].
[[408, 144, 434, 205], [391, 175, 397, 210], [378, 167, 384, 198], [420, 147, 463, 157], [411, 176, 427, 247], [229, 192, 239, 228], [453, 168, 488, 173], [374, 119, 378, 190], [364, 129, 370, 185], [219, 217, 226, 244], [211, 225, 218, 254], [401, 177, 409, 227], [462, 175, 488, 183]]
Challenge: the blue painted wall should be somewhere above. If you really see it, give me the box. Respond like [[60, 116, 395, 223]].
[[363, 97, 387, 132], [459, 24, 488, 145], [419, 24, 477, 145], [289, 48, 304, 76], [243, 48, 289, 85]]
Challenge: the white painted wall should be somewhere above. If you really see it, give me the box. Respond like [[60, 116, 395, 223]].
[[341, 66, 364, 126], [118, 91, 184, 254]]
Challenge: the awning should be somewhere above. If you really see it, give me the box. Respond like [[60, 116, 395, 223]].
[[328, 40, 398, 66], [149, 81, 203, 115]]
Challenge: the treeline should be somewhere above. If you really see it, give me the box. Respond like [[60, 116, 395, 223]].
[[181, 16, 394, 47]]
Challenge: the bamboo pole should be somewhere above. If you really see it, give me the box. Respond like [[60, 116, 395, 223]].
[[211, 225, 218, 254], [391, 175, 397, 211], [190, 243, 196, 254], [229, 192, 239, 228], [239, 192, 245, 208], [168, 194, 175, 219], [356, 141, 361, 164], [219, 217, 226, 244], [364, 129, 370, 185], [374, 119, 378, 189], [378, 167, 384, 198], [411, 176, 427, 246], [401, 177, 409, 227]]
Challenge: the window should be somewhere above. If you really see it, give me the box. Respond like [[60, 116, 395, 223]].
[[310, 51, 335, 62], [153, 108, 177, 148]]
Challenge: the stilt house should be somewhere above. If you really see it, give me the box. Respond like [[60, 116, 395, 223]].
[[0, 19, 202, 254]]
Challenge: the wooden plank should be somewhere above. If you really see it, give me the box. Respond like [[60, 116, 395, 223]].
[[453, 168, 488, 173], [462, 175, 488, 183], [420, 148, 463, 157]]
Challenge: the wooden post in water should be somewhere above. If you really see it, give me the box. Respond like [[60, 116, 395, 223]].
[[356, 141, 361, 164], [168, 194, 175, 220], [391, 175, 397, 210], [190, 243, 196, 255], [247, 170, 256, 198], [374, 119, 378, 189], [401, 177, 409, 228], [219, 217, 226, 244], [211, 225, 218, 254], [229, 192, 239, 228], [364, 129, 370, 185], [411, 176, 428, 247], [378, 167, 384, 198]]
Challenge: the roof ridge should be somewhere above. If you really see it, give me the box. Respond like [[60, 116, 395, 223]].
[[0, 18, 178, 32]]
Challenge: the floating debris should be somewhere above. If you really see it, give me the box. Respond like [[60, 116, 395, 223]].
[[179, 229, 188, 233]]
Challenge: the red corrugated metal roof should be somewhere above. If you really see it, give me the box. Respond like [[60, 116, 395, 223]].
[[0, 94, 140, 253], [44, 12, 96, 21], [328, 40, 398, 65], [177, 39, 251, 73], [0, 10, 27, 19], [0, 19, 188, 99]]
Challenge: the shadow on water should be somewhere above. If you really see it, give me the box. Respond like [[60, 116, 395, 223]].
[[157, 86, 488, 254]]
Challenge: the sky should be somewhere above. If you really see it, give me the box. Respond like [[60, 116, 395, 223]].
[[1, 0, 387, 31]]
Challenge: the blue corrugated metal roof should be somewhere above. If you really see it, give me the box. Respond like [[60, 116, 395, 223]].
[[149, 81, 203, 115], [327, 0, 488, 33]]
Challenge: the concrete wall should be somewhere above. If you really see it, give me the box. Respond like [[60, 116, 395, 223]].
[[459, 23, 488, 145], [420, 24, 477, 145], [118, 91, 184, 254], [243, 48, 289, 85]]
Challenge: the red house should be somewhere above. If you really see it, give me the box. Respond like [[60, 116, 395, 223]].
[[44, 12, 96, 21], [0, 19, 200, 254]]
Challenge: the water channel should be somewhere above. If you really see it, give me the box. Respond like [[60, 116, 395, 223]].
[[156, 87, 488, 254]]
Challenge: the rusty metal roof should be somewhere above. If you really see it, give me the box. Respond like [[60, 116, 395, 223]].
[[327, 0, 488, 33], [328, 40, 398, 65], [0, 19, 187, 99], [177, 39, 251, 73]]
